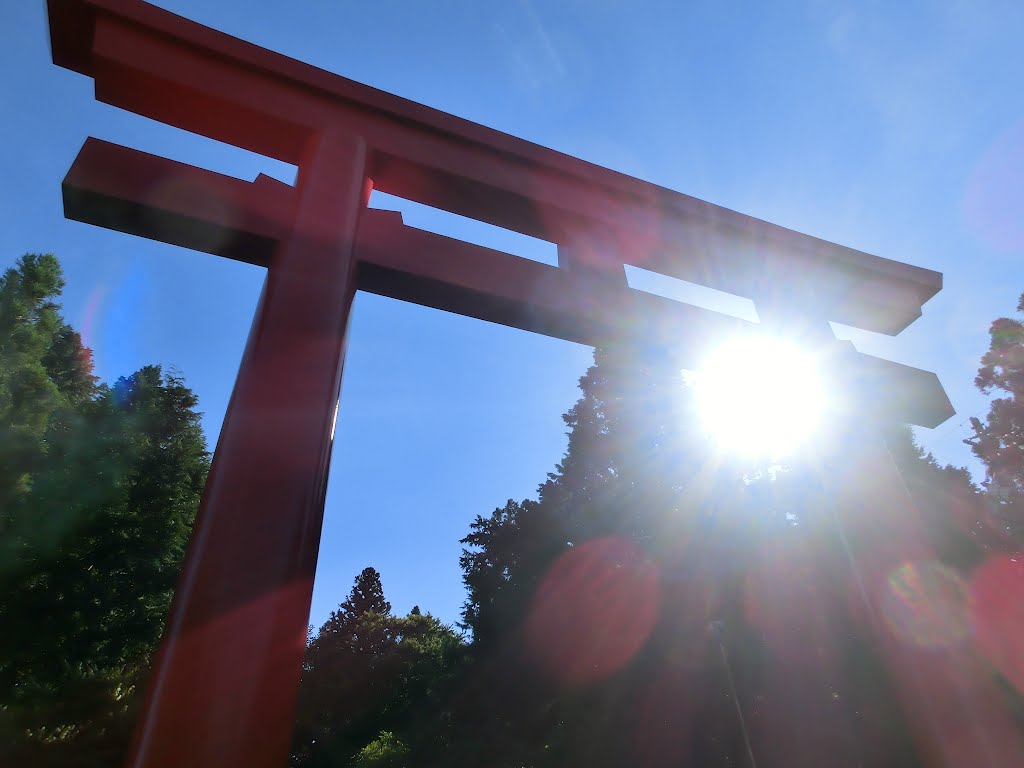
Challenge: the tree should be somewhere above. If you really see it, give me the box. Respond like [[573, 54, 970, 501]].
[[886, 423, 1001, 568], [292, 568, 465, 768], [0, 255, 209, 767], [968, 291, 1024, 540], [351, 731, 410, 768], [0, 254, 95, 518], [343, 566, 393, 620], [456, 344, 922, 767], [296, 336, 1003, 768]]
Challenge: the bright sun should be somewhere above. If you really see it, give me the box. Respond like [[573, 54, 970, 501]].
[[694, 335, 827, 458]]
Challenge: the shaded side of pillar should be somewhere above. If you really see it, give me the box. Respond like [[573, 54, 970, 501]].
[[126, 132, 371, 768]]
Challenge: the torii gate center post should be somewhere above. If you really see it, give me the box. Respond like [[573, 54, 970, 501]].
[[45, 1, 1023, 766]]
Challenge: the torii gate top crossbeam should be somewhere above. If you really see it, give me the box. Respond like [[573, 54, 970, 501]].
[[49, 0, 939, 337]]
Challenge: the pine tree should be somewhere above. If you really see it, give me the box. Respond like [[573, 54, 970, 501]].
[[291, 569, 464, 768], [342, 567, 392, 619], [0, 254, 96, 518], [968, 291, 1024, 539], [0, 255, 209, 767], [456, 344, 923, 768]]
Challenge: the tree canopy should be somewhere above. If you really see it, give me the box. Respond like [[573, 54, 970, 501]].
[[969, 291, 1024, 539], [452, 345, 921, 767], [291, 568, 464, 768], [0, 254, 209, 767]]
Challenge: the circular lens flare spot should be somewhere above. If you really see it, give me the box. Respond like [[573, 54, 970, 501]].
[[971, 555, 1024, 693], [525, 536, 659, 686], [963, 121, 1024, 253], [695, 336, 826, 458], [882, 561, 969, 650]]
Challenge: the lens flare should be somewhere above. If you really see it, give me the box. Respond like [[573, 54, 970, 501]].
[[694, 335, 827, 458], [963, 120, 1024, 253], [524, 536, 659, 686], [882, 561, 969, 650], [971, 555, 1024, 693]]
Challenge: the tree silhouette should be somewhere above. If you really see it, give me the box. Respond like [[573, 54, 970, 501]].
[[292, 568, 463, 767], [455, 344, 922, 767], [968, 291, 1024, 540], [342, 567, 392, 620]]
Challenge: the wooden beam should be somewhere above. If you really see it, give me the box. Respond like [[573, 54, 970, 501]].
[[61, 138, 953, 428], [48, 0, 941, 334]]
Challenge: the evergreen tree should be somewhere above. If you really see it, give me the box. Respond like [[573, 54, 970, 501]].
[[292, 568, 465, 768], [0, 255, 209, 767], [886, 424, 1001, 568], [0, 254, 95, 517], [293, 340, 1002, 768], [456, 344, 922, 767], [342, 566, 392, 619], [968, 291, 1024, 539]]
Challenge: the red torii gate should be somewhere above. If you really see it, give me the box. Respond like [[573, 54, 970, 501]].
[[45, 1, 1022, 766]]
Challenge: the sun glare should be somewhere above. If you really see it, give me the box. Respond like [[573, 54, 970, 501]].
[[694, 336, 827, 458]]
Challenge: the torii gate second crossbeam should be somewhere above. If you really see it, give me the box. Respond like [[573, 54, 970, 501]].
[[45, 1, 1024, 767]]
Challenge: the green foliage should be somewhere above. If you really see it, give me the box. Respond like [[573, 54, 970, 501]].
[[352, 731, 409, 768], [968, 292, 1024, 539], [291, 568, 465, 768], [0, 255, 209, 767], [0, 254, 93, 513]]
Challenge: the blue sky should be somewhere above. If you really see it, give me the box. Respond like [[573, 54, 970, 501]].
[[2, 0, 1023, 628]]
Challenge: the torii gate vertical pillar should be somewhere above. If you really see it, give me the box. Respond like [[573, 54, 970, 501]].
[[127, 132, 369, 768]]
